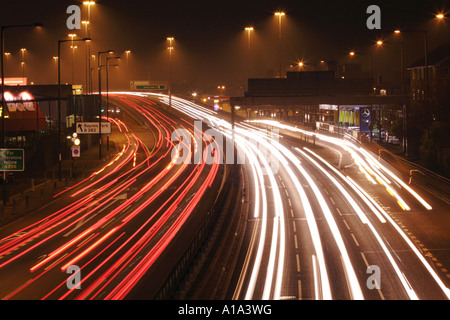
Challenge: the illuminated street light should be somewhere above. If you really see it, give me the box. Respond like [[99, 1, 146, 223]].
[[105, 56, 120, 151], [245, 27, 254, 49], [376, 40, 405, 95], [393, 28, 428, 99], [275, 11, 286, 78], [57, 37, 91, 181], [83, 2, 95, 93], [349, 50, 373, 80], [167, 37, 174, 108], [98, 49, 113, 160], [1, 22, 42, 218], [125, 50, 131, 65], [436, 13, 445, 19], [68, 34, 78, 84], [245, 27, 254, 79], [19, 48, 27, 81], [82, 21, 90, 90]]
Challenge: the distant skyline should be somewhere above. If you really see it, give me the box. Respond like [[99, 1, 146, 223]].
[[1, 0, 449, 95]]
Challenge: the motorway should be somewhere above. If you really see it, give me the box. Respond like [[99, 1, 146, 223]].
[[0, 93, 223, 300], [229, 119, 450, 300], [0, 92, 448, 300], [133, 94, 450, 300]]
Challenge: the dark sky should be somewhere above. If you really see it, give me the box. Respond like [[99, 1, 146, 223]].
[[1, 0, 449, 95]]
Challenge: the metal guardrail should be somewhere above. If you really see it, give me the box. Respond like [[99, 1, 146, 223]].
[[317, 121, 450, 204], [153, 163, 239, 299], [367, 143, 450, 204]]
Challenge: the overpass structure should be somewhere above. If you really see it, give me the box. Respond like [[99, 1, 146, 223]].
[[229, 70, 409, 143]]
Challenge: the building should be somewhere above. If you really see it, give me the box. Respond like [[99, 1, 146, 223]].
[[406, 43, 450, 168], [230, 61, 406, 143], [407, 43, 450, 101]]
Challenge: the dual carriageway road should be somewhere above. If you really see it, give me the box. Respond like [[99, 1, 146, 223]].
[[0, 92, 448, 300]]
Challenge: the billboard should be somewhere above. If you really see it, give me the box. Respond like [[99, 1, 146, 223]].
[[360, 107, 372, 133], [130, 80, 167, 91], [0, 91, 46, 132]]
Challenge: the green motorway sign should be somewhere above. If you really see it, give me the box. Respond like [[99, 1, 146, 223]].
[[0, 149, 24, 171]]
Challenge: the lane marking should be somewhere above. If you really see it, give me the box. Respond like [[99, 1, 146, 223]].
[[351, 233, 360, 247]]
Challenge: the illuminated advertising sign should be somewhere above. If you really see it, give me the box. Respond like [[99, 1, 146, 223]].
[[0, 91, 46, 131]]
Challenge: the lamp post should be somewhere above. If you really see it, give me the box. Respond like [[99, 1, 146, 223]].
[[20, 48, 26, 82], [82, 21, 89, 92], [1, 22, 42, 217], [98, 50, 113, 160], [275, 11, 285, 78], [68, 34, 77, 85], [105, 56, 120, 151], [167, 37, 174, 109], [377, 40, 405, 95], [349, 51, 373, 81], [393, 29, 428, 98], [53, 56, 58, 84], [90, 54, 95, 93], [125, 50, 131, 65], [83, 1, 95, 93], [245, 27, 253, 78], [58, 37, 91, 181]]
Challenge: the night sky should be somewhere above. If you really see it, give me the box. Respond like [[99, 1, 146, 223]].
[[1, 0, 449, 95]]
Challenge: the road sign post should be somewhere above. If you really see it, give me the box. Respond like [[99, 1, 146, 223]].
[[0, 148, 24, 220], [76, 122, 111, 134], [0, 149, 25, 171], [71, 145, 80, 158]]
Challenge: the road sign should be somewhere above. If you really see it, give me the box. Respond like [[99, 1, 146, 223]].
[[130, 80, 167, 91], [71, 145, 81, 158], [136, 85, 166, 90], [0, 149, 24, 171], [76, 122, 111, 134]]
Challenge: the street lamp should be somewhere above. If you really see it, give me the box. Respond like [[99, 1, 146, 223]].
[[275, 11, 285, 78], [105, 56, 120, 151], [125, 50, 131, 65], [57, 37, 91, 181], [98, 49, 113, 160], [83, 1, 95, 93], [348, 50, 373, 80], [393, 29, 428, 98], [167, 37, 174, 108], [376, 40, 404, 94], [245, 27, 254, 79], [245, 27, 253, 50], [1, 22, 42, 218], [20, 48, 26, 81], [68, 34, 77, 84], [82, 21, 90, 91]]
